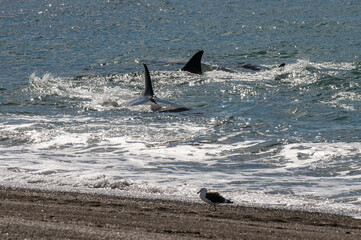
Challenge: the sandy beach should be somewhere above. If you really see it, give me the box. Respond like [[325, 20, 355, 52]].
[[0, 186, 360, 239]]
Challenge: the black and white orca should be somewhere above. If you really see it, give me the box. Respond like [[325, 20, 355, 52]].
[[124, 64, 190, 112]]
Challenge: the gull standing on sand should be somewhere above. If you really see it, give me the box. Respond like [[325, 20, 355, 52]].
[[197, 188, 233, 210]]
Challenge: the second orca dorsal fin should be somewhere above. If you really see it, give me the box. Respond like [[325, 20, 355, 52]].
[[142, 64, 154, 97], [181, 50, 203, 74]]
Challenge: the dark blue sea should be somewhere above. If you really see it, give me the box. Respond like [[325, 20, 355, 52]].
[[1, 0, 361, 217]]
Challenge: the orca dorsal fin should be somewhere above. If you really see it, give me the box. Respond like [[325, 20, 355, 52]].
[[142, 64, 154, 97], [181, 50, 203, 74]]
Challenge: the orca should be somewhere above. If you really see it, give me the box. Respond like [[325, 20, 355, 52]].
[[238, 62, 262, 71], [183, 50, 284, 73], [124, 64, 190, 112], [181, 50, 203, 74], [238, 62, 286, 71], [180, 50, 284, 73]]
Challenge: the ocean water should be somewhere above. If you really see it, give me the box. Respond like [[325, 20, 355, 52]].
[[1, 0, 361, 217]]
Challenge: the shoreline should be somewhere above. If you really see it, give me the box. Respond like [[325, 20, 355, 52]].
[[1, 186, 361, 239]]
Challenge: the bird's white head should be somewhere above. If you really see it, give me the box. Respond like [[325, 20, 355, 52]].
[[197, 188, 207, 194]]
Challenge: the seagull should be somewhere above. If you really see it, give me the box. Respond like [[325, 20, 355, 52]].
[[197, 188, 233, 210]]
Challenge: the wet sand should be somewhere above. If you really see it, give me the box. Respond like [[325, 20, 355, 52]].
[[1, 186, 360, 239]]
